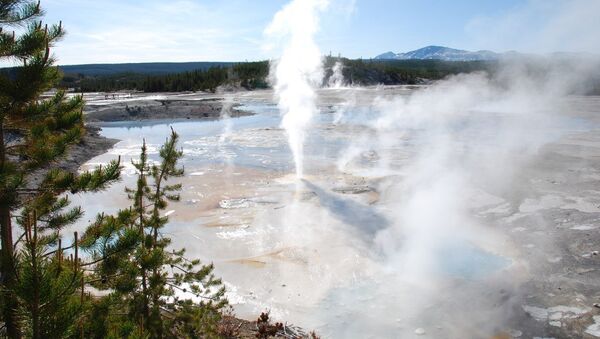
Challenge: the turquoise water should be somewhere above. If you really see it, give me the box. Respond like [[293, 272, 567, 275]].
[[436, 242, 510, 279]]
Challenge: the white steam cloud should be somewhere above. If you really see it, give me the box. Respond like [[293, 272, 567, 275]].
[[326, 59, 599, 335], [265, 0, 329, 179], [328, 61, 345, 88]]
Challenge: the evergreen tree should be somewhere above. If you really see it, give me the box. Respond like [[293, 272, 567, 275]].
[[16, 213, 85, 338], [0, 1, 121, 337], [81, 129, 227, 338]]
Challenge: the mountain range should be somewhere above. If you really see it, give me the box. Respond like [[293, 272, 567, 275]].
[[375, 46, 502, 61]]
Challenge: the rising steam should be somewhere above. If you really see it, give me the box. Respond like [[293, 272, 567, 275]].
[[328, 61, 345, 88], [326, 59, 599, 336], [265, 0, 329, 179]]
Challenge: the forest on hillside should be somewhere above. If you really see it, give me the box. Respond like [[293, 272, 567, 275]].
[[60, 61, 268, 93], [59, 58, 495, 93]]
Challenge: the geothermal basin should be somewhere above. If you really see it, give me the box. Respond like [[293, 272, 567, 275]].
[[73, 86, 600, 338]]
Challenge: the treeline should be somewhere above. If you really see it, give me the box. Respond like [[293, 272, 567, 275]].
[[60, 61, 235, 76], [326, 57, 494, 85], [61, 57, 496, 93], [62, 61, 270, 92]]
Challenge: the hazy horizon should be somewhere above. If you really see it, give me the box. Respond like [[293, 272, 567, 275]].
[[50, 47, 598, 67]]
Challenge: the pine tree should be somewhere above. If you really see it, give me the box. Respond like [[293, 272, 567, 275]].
[[11, 160, 121, 338], [81, 129, 227, 338], [16, 214, 85, 338], [0, 1, 121, 337]]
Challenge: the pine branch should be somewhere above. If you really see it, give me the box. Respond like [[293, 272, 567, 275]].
[[0, 1, 42, 26]]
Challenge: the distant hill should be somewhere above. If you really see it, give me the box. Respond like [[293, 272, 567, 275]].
[[375, 46, 500, 61], [58, 62, 235, 76]]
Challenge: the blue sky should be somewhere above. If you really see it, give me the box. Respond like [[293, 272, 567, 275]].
[[40, 0, 600, 65]]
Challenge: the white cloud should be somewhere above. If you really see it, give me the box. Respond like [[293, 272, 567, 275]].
[[44, 0, 268, 64]]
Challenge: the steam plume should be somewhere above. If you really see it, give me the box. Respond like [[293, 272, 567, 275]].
[[265, 0, 329, 179]]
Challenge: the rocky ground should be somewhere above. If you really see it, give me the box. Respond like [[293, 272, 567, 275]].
[[501, 126, 600, 339], [221, 315, 318, 339], [462, 96, 600, 339]]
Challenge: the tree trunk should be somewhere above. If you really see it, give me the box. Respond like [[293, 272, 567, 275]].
[[0, 122, 21, 337], [0, 120, 4, 169], [31, 216, 40, 339], [151, 178, 164, 339], [1, 205, 20, 338], [138, 181, 150, 332]]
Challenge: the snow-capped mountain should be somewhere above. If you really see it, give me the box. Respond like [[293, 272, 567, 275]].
[[375, 46, 500, 61]]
